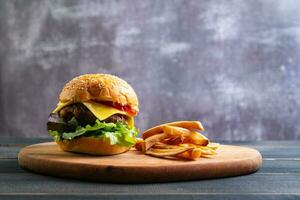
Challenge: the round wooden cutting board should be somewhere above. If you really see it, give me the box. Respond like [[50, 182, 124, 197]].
[[18, 142, 262, 183]]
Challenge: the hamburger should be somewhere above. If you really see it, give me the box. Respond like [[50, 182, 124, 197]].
[[47, 74, 139, 155]]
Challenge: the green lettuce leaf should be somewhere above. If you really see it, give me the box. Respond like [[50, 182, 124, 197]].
[[49, 130, 61, 142], [48, 119, 138, 147]]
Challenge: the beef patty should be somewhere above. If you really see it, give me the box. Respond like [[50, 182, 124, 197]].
[[58, 103, 127, 126]]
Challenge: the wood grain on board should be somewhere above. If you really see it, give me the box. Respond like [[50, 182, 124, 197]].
[[18, 142, 262, 183]]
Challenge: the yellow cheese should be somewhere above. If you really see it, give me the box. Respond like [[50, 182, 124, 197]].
[[82, 102, 127, 120], [52, 101, 71, 113], [83, 102, 135, 128], [126, 116, 134, 128], [52, 101, 134, 128]]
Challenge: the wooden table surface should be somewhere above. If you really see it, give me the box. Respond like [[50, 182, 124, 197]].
[[0, 138, 299, 200]]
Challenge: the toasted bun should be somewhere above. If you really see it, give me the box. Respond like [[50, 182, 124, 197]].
[[59, 74, 139, 114], [56, 137, 130, 155]]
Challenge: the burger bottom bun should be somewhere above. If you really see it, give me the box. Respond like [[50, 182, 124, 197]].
[[56, 137, 130, 155]]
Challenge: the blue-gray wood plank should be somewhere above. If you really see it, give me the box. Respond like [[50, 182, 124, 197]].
[[0, 138, 299, 200]]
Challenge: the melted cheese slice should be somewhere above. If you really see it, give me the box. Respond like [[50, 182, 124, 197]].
[[52, 101, 134, 128], [52, 101, 72, 113]]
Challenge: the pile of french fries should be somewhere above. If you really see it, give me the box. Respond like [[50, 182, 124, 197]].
[[135, 121, 219, 160]]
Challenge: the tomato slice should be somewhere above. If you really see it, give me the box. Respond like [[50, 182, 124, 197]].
[[123, 105, 137, 116], [95, 101, 137, 116], [112, 103, 137, 116]]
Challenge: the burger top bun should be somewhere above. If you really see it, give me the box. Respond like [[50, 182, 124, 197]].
[[59, 74, 139, 114]]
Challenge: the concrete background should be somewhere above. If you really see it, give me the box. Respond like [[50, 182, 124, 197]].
[[0, 0, 300, 140]]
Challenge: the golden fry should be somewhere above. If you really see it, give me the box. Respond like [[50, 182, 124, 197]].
[[207, 142, 220, 150], [164, 136, 184, 145], [177, 148, 202, 160], [199, 146, 217, 155], [163, 126, 209, 146], [134, 138, 144, 151], [142, 121, 205, 139], [153, 142, 182, 149], [179, 143, 197, 148], [145, 147, 190, 157], [136, 120, 219, 161], [142, 133, 168, 152]]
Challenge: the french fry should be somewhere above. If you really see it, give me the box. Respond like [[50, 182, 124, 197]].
[[142, 133, 168, 152], [163, 126, 189, 137], [179, 143, 197, 148], [177, 148, 202, 160], [163, 136, 184, 145], [136, 120, 219, 161], [153, 142, 182, 149], [145, 147, 191, 157], [199, 146, 217, 155], [163, 126, 209, 146], [134, 138, 144, 151], [183, 132, 209, 146], [207, 142, 220, 150], [142, 121, 205, 139]]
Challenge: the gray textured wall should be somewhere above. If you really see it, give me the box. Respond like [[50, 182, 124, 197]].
[[1, 0, 300, 140]]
